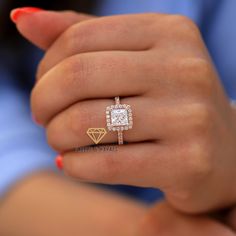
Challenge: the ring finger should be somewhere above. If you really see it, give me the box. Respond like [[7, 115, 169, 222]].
[[46, 96, 164, 152]]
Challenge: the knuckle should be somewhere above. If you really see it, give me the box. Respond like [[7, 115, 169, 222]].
[[62, 55, 90, 93], [169, 14, 200, 35], [62, 27, 75, 53], [192, 59, 215, 92], [176, 102, 214, 179], [63, 22, 91, 53], [166, 145, 212, 205], [184, 139, 213, 181], [63, 26, 77, 54], [179, 58, 215, 95], [64, 16, 119, 53], [190, 103, 213, 135], [85, 16, 132, 37]]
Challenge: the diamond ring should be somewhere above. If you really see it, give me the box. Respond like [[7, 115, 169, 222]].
[[106, 97, 133, 145]]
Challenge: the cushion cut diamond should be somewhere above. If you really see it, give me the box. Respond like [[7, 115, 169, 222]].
[[111, 109, 129, 126]]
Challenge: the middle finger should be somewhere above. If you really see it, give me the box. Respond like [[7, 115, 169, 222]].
[[32, 51, 153, 125]]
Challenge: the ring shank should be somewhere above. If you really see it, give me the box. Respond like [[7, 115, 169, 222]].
[[115, 96, 120, 105], [115, 96, 124, 145], [118, 130, 124, 145]]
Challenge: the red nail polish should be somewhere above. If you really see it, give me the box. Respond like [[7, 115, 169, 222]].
[[55, 155, 63, 170], [10, 7, 43, 23]]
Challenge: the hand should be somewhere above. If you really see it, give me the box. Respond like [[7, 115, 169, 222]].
[[1, 172, 235, 236], [0, 172, 145, 236], [138, 202, 236, 236], [14, 10, 236, 213]]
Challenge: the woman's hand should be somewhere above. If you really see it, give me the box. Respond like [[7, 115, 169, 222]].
[[0, 172, 145, 236], [1, 171, 235, 236], [138, 202, 236, 236], [14, 10, 236, 213]]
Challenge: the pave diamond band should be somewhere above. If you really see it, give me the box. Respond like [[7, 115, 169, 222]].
[[106, 97, 133, 145]]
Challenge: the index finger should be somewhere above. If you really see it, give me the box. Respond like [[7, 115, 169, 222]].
[[13, 9, 94, 50]]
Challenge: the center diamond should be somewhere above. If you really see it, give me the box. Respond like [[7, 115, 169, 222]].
[[106, 104, 133, 131], [111, 109, 129, 126]]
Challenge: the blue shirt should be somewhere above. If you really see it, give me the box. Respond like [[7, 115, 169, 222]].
[[0, 0, 236, 202]]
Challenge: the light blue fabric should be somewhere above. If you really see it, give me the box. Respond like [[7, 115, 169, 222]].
[[0, 0, 235, 201], [0, 65, 56, 197]]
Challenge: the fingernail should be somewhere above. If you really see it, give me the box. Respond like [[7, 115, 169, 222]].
[[10, 7, 43, 23], [55, 155, 63, 170]]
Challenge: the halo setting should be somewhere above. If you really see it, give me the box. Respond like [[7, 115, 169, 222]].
[[106, 97, 133, 145]]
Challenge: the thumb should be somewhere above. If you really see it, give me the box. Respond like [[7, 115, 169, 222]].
[[10, 7, 94, 50], [137, 202, 235, 236]]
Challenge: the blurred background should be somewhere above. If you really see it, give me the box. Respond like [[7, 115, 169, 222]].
[[0, 0, 94, 91]]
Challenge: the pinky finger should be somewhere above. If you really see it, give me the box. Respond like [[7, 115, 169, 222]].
[[57, 142, 167, 188]]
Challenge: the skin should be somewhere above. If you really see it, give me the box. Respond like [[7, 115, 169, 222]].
[[0, 172, 235, 236], [227, 207, 236, 231], [15, 10, 236, 214], [137, 202, 236, 236], [0, 172, 145, 236]]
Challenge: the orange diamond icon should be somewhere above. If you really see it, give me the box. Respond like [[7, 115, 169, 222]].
[[87, 128, 107, 144]]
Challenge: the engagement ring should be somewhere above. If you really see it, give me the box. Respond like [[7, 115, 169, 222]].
[[106, 97, 133, 145]]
